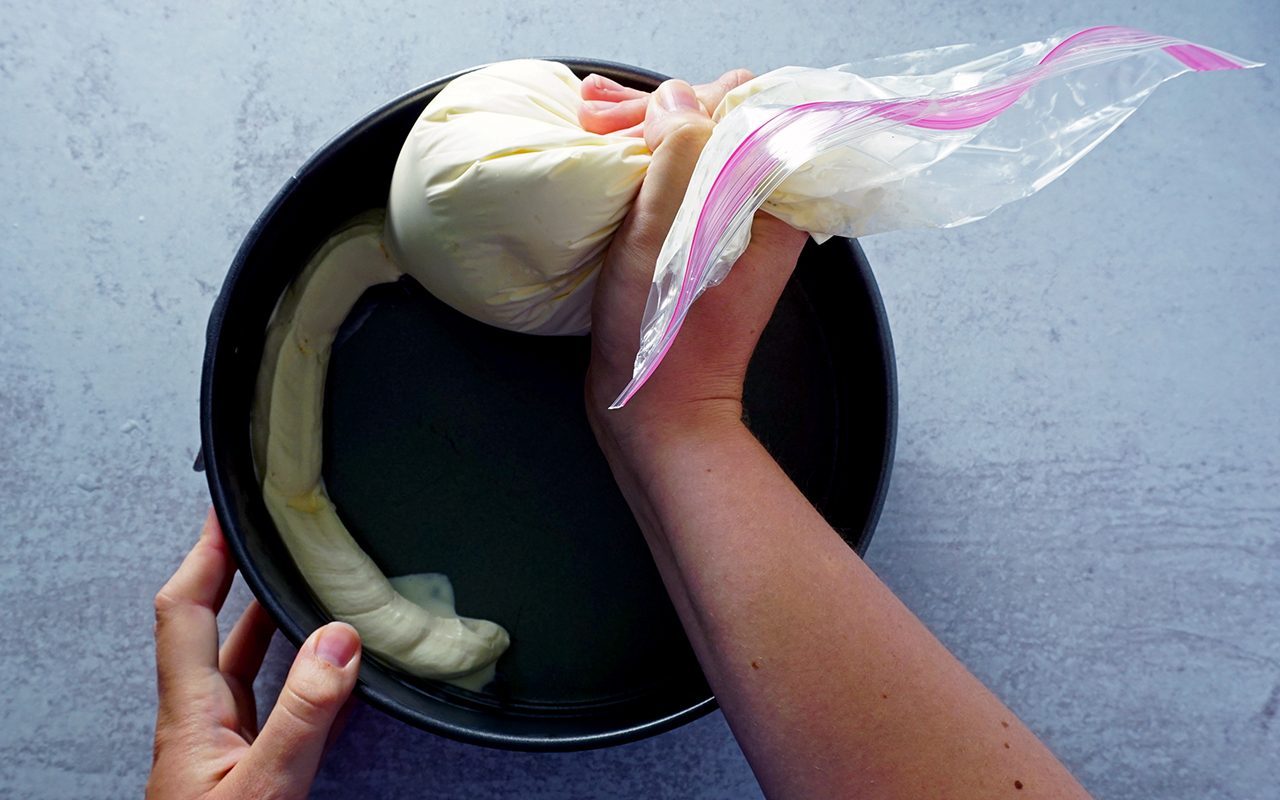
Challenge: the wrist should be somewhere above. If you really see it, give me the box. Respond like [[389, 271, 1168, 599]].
[[585, 385, 753, 560], [585, 375, 747, 472]]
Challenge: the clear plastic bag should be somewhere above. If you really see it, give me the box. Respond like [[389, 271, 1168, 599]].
[[612, 26, 1260, 408]]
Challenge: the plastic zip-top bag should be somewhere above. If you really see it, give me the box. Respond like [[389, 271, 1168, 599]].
[[612, 26, 1261, 408]]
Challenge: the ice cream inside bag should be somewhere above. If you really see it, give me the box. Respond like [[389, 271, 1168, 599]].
[[611, 26, 1262, 408]]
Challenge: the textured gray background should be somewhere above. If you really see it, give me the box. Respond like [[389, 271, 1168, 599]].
[[1, 0, 1276, 798]]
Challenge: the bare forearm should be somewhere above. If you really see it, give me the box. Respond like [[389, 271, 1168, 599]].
[[596, 417, 1090, 799]]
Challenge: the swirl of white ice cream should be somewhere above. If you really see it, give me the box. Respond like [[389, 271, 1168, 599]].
[[252, 216, 510, 683]]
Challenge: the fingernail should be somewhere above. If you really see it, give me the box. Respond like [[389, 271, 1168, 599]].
[[315, 623, 359, 668], [590, 73, 624, 90], [655, 81, 700, 113]]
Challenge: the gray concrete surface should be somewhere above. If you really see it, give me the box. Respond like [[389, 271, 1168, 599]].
[[1, 1, 1276, 797]]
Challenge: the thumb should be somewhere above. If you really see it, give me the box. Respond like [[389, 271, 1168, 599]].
[[644, 79, 713, 154], [227, 622, 361, 799], [623, 80, 715, 258]]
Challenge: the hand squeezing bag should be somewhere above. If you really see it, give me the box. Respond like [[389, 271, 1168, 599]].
[[611, 27, 1261, 407]]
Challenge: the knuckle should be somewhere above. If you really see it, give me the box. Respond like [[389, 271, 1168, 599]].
[[153, 587, 182, 619], [661, 117, 713, 153], [279, 673, 340, 727]]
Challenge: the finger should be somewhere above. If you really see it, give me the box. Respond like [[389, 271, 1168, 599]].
[[228, 623, 361, 798], [160, 509, 235, 612], [219, 600, 276, 740], [594, 80, 713, 350], [219, 599, 276, 691], [693, 68, 754, 117], [620, 80, 715, 257], [643, 80, 714, 155], [616, 121, 645, 138], [154, 509, 236, 705], [580, 72, 648, 102], [579, 96, 649, 134], [580, 70, 753, 136]]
